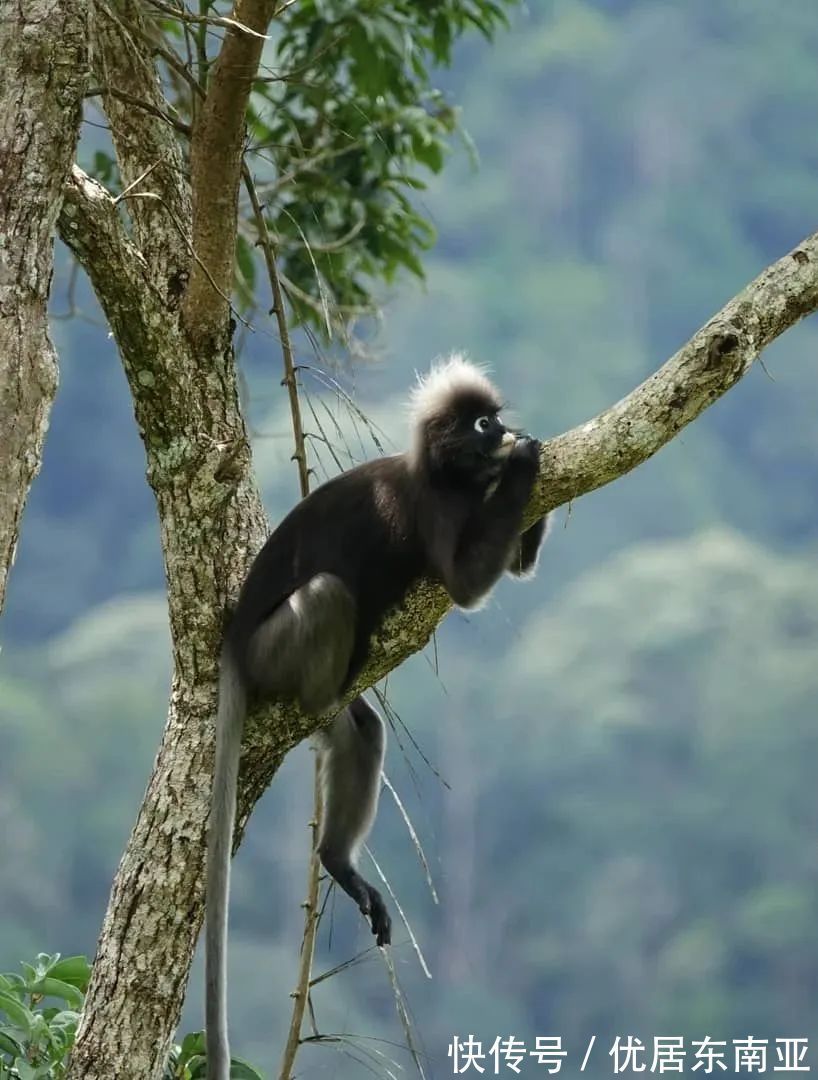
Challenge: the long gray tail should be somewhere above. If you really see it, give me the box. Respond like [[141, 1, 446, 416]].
[[206, 648, 246, 1080]]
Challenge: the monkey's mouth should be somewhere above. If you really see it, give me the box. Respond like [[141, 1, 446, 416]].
[[492, 431, 518, 459]]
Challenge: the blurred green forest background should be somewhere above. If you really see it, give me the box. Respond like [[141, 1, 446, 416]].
[[3, 0, 818, 1075]]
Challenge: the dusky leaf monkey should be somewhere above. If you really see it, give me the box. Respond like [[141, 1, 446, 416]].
[[206, 355, 549, 1078]]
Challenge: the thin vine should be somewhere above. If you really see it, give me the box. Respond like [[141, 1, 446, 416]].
[[244, 166, 320, 1080]]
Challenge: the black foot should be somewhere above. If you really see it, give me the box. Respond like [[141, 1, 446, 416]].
[[363, 886, 391, 946]]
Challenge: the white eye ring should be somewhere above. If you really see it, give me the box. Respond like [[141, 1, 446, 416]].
[[474, 416, 491, 433]]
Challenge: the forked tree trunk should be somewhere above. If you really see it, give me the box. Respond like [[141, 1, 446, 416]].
[[0, 0, 90, 615]]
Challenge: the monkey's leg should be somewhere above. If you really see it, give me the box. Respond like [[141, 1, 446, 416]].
[[247, 572, 355, 715], [316, 697, 392, 946], [507, 514, 551, 577]]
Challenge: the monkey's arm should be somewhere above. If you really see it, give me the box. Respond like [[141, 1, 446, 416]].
[[507, 513, 550, 578], [434, 438, 541, 608]]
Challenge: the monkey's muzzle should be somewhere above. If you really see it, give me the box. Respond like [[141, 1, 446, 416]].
[[493, 430, 518, 459]]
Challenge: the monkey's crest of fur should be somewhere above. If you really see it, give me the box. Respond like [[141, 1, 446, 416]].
[[409, 353, 502, 426]]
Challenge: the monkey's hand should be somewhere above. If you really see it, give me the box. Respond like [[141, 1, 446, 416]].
[[509, 435, 541, 477]]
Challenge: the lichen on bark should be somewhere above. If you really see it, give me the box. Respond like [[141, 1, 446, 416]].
[[0, 0, 90, 616]]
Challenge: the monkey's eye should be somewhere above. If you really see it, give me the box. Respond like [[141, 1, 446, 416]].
[[474, 416, 491, 434]]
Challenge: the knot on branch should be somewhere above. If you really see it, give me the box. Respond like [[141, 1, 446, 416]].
[[706, 324, 741, 368]]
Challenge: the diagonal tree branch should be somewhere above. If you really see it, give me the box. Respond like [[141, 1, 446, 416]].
[[93, 0, 192, 290], [0, 0, 90, 618], [182, 0, 279, 344], [59, 166, 188, 432], [531, 234, 818, 513], [61, 167, 152, 309]]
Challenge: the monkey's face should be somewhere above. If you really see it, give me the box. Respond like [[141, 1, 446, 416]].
[[470, 411, 516, 461], [418, 379, 523, 487], [439, 407, 522, 486]]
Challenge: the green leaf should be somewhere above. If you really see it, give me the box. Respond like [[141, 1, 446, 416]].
[[0, 1029, 22, 1056], [229, 1059, 265, 1080], [28, 978, 83, 1009], [0, 990, 35, 1033], [410, 133, 446, 173], [47, 1010, 80, 1028], [34, 954, 57, 976], [48, 957, 90, 991], [27, 1012, 51, 1046], [158, 17, 184, 39], [179, 1031, 205, 1061], [432, 13, 453, 62], [91, 150, 118, 188], [186, 1054, 207, 1079]]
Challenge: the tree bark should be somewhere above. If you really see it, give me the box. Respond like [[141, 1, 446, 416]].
[[0, 0, 90, 616]]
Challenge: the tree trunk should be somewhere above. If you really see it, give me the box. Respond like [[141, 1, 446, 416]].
[[0, 0, 89, 615]]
